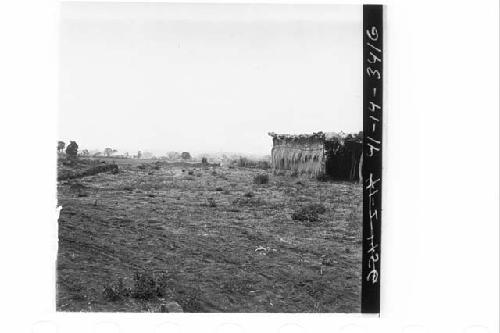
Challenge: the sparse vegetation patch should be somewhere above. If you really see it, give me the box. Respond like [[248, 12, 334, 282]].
[[253, 174, 269, 184], [291, 203, 327, 223]]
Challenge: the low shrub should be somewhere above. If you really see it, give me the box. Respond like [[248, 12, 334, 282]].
[[102, 278, 129, 302], [307, 203, 327, 214], [103, 271, 176, 303], [291, 203, 327, 223], [253, 174, 269, 185], [131, 271, 157, 300]]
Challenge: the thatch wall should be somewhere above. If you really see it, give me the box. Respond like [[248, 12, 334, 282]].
[[271, 145, 325, 176], [269, 132, 326, 176], [268, 131, 363, 180]]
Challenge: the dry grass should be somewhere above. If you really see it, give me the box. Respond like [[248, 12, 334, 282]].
[[56, 158, 362, 312]]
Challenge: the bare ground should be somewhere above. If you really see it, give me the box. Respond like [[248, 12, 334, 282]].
[[56, 158, 362, 312]]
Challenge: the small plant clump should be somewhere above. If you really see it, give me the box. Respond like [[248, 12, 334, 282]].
[[291, 203, 327, 223], [132, 271, 157, 300], [103, 271, 174, 302], [103, 278, 130, 302], [253, 174, 269, 185]]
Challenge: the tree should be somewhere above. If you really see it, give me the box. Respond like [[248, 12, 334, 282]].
[[167, 152, 180, 160], [181, 152, 191, 160], [80, 149, 89, 156], [104, 148, 116, 157], [65, 141, 78, 159], [57, 141, 65, 153]]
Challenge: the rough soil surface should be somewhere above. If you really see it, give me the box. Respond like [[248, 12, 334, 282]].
[[56, 158, 362, 312]]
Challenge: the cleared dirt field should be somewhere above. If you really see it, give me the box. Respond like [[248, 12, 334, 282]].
[[56, 158, 362, 312]]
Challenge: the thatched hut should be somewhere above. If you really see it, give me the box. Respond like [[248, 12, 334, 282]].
[[268, 131, 363, 181]]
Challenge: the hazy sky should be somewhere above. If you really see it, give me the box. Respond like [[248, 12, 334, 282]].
[[59, 3, 362, 156]]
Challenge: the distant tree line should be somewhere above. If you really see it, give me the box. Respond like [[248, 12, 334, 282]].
[[57, 140, 194, 161]]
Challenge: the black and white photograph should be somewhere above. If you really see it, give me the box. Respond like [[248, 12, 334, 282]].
[[56, 2, 371, 313], [1, 0, 499, 331]]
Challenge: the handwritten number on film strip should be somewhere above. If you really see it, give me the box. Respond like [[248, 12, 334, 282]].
[[365, 24, 381, 284]]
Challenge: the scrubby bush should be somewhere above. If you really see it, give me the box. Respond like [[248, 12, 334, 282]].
[[131, 271, 157, 300], [253, 174, 269, 184], [103, 278, 129, 302], [291, 203, 327, 223], [307, 203, 327, 214], [103, 271, 176, 303]]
